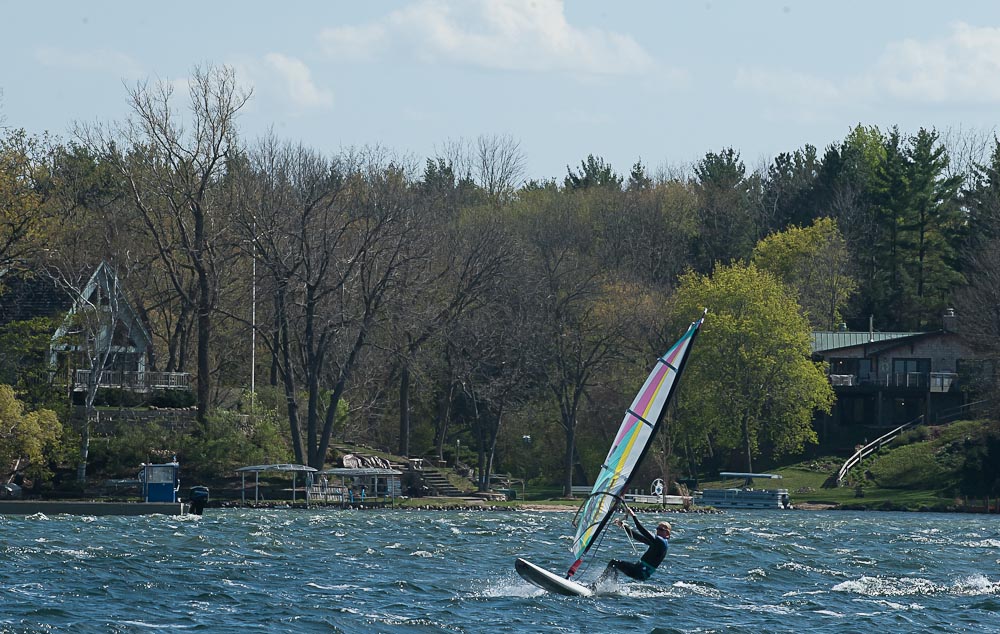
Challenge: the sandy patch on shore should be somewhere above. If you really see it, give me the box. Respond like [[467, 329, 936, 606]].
[[518, 504, 578, 511]]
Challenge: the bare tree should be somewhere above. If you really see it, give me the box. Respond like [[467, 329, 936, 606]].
[[79, 64, 251, 423], [475, 134, 525, 205], [517, 189, 633, 495], [48, 262, 143, 482], [954, 239, 1000, 413], [389, 206, 516, 458], [451, 262, 545, 491], [238, 140, 426, 468], [940, 124, 995, 185]]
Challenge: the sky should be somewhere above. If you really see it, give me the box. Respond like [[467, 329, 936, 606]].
[[4, 0, 1000, 182]]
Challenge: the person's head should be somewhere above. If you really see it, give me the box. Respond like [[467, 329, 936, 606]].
[[656, 521, 671, 538]]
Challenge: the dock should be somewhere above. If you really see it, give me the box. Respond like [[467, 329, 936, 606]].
[[0, 500, 189, 516]]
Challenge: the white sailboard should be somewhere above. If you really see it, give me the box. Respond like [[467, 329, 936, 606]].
[[515, 312, 705, 594], [515, 558, 593, 596]]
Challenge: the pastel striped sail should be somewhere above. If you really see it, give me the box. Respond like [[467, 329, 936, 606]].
[[567, 311, 706, 577]]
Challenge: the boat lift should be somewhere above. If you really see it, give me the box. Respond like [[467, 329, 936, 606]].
[[321, 467, 403, 507], [236, 464, 317, 507]]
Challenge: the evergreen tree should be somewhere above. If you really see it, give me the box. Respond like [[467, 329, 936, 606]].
[[901, 128, 965, 328], [564, 154, 623, 191], [690, 148, 753, 273]]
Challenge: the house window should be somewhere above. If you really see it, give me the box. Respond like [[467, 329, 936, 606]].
[[829, 358, 873, 383], [857, 359, 873, 382], [892, 358, 930, 388], [893, 358, 930, 374]]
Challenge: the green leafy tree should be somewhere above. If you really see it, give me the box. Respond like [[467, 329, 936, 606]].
[[752, 218, 856, 330], [627, 160, 652, 191], [812, 125, 885, 325], [0, 384, 63, 482], [0, 317, 62, 406], [956, 422, 1000, 502], [672, 263, 834, 472], [0, 129, 56, 276]]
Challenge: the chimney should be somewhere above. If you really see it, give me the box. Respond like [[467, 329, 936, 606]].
[[943, 308, 957, 332]]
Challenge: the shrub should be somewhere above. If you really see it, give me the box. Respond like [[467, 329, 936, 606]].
[[895, 425, 930, 446], [149, 389, 195, 408], [177, 406, 291, 483]]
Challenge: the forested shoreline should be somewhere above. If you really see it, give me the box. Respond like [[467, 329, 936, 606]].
[[2, 65, 999, 496]]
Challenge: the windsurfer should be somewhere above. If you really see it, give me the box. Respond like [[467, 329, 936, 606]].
[[605, 508, 670, 581]]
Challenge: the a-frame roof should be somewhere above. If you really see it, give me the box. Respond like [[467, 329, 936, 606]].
[[51, 261, 152, 353]]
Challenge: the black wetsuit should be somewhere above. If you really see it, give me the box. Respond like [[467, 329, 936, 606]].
[[608, 515, 668, 580]]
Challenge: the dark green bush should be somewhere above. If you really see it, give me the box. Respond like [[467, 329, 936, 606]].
[[149, 389, 195, 408]]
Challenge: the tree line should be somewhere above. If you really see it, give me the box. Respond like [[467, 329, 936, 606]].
[[2, 65, 999, 493]]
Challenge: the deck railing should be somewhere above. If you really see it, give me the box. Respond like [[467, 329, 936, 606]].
[[73, 370, 191, 391], [828, 372, 957, 391]]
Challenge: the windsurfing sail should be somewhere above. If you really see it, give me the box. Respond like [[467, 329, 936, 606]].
[[566, 310, 706, 578]]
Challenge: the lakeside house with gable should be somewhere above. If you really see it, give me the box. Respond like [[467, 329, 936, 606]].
[[0, 263, 190, 402], [811, 309, 988, 432]]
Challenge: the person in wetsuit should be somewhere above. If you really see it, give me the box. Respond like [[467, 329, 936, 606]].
[[606, 507, 670, 581]]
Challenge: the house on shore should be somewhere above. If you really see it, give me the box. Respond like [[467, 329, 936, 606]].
[[811, 310, 988, 434], [1, 263, 190, 403]]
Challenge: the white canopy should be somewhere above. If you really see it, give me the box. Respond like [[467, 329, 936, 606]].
[[237, 463, 317, 473]]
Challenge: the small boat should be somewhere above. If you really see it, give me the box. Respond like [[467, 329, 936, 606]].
[[696, 472, 791, 509]]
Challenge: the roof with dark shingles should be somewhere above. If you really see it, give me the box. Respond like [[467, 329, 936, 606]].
[[0, 273, 72, 327]]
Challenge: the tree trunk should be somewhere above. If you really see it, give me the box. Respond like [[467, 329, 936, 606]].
[[398, 363, 410, 457], [563, 422, 576, 497], [76, 417, 90, 483], [742, 413, 754, 473], [433, 382, 452, 462]]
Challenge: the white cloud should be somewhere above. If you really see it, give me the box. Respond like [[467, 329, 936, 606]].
[[874, 22, 1000, 103], [319, 0, 655, 76], [735, 68, 843, 107], [34, 46, 143, 79], [319, 23, 388, 62], [734, 21, 1000, 121], [264, 53, 334, 109]]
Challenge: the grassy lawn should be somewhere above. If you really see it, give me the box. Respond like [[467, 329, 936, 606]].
[[334, 422, 994, 513], [689, 451, 963, 512]]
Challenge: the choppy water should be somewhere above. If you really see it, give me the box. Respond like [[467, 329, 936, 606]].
[[1, 508, 998, 633]]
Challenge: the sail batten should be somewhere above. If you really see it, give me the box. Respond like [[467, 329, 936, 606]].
[[625, 409, 655, 428], [566, 312, 705, 577]]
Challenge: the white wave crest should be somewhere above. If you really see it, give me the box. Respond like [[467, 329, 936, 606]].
[[833, 574, 1000, 597]]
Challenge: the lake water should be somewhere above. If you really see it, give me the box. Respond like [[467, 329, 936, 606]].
[[1, 507, 998, 633]]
